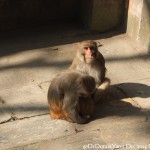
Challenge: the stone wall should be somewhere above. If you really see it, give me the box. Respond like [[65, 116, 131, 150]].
[[127, 0, 150, 49], [90, 0, 125, 32], [80, 0, 127, 32]]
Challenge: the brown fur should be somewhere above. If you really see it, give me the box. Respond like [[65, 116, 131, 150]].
[[78, 96, 95, 117], [69, 40, 110, 103], [47, 70, 96, 124]]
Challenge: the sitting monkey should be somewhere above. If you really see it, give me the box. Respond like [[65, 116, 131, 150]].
[[69, 40, 110, 103], [47, 70, 96, 124]]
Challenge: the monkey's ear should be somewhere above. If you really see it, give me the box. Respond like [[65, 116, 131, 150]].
[[97, 41, 103, 47], [74, 43, 80, 50]]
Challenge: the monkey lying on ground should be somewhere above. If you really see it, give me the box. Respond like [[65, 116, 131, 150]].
[[47, 70, 96, 124], [69, 40, 110, 103]]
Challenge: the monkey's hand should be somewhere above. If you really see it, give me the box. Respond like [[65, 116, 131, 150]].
[[66, 111, 87, 124], [63, 97, 87, 124], [94, 78, 110, 103], [85, 115, 91, 119]]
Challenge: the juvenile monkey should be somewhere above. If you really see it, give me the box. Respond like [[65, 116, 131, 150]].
[[69, 40, 110, 103], [47, 70, 96, 124]]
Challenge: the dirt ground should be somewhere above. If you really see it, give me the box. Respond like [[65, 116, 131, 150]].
[[0, 26, 150, 150]]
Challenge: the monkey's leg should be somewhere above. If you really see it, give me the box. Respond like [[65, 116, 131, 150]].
[[48, 100, 66, 120], [94, 78, 110, 104], [50, 109, 71, 121], [48, 99, 80, 122], [50, 110, 62, 119]]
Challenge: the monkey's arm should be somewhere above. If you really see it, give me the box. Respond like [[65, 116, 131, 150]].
[[94, 78, 110, 103], [97, 78, 110, 90], [69, 58, 77, 69], [62, 92, 87, 124]]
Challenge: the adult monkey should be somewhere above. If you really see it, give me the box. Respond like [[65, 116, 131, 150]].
[[47, 70, 96, 124], [69, 40, 110, 103]]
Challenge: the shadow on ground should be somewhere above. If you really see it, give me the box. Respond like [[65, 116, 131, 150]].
[[93, 83, 150, 118], [0, 83, 149, 121]]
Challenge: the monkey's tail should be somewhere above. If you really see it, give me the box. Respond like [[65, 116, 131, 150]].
[[98, 78, 110, 90]]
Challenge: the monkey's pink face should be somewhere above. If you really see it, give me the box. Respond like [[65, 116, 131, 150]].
[[83, 46, 97, 63]]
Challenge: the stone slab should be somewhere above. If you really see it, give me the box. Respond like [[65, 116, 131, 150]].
[[0, 115, 76, 150], [8, 115, 150, 150], [0, 85, 49, 123], [0, 32, 150, 150]]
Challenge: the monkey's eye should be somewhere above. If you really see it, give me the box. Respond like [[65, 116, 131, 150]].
[[89, 46, 94, 50], [83, 47, 89, 50], [83, 46, 95, 51]]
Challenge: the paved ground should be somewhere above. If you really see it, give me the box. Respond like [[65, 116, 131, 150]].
[[0, 27, 150, 150]]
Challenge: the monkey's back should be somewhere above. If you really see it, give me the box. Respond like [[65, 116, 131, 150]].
[[47, 70, 84, 105]]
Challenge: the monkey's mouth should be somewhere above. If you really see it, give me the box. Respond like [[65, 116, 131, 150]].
[[85, 55, 94, 59], [86, 58, 93, 60], [85, 58, 94, 63]]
